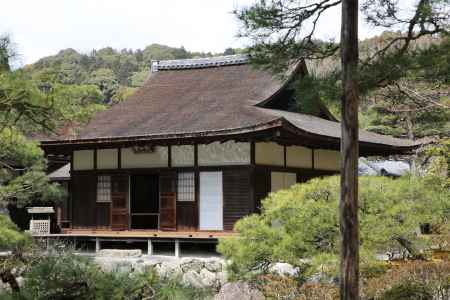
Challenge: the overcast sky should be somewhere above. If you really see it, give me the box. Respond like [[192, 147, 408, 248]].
[[1, 0, 410, 66]]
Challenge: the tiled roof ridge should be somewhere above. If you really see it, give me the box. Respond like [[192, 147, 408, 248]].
[[152, 54, 249, 71]]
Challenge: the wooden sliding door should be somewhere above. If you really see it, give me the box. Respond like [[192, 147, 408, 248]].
[[111, 175, 129, 231], [159, 172, 177, 231]]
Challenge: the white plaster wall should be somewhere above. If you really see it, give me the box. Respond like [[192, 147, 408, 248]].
[[270, 172, 285, 192], [73, 150, 94, 170], [284, 172, 297, 188], [171, 145, 195, 167], [314, 149, 340, 171], [198, 141, 250, 166], [271, 172, 297, 192], [255, 142, 284, 166], [286, 146, 312, 168], [97, 149, 118, 169], [121, 147, 168, 168]]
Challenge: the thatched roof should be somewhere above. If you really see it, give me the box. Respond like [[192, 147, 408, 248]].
[[41, 55, 419, 155]]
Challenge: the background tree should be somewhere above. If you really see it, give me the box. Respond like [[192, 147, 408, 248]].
[[24, 43, 233, 105], [0, 35, 104, 224], [362, 37, 450, 138]]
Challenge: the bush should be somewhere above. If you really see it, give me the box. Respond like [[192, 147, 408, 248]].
[[379, 281, 433, 300], [254, 274, 339, 300], [218, 175, 449, 279], [297, 282, 339, 300], [153, 277, 213, 300], [255, 274, 302, 299], [363, 261, 450, 300], [0, 215, 31, 251], [20, 253, 93, 299], [5, 250, 214, 300]]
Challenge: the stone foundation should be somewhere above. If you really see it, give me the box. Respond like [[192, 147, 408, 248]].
[[94, 249, 228, 289]]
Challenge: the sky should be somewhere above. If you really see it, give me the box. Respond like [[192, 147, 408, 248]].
[[1, 0, 411, 66]]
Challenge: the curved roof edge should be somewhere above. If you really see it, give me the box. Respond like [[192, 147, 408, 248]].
[[41, 111, 423, 156], [40, 119, 284, 146]]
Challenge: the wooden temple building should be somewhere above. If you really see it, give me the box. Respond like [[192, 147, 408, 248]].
[[40, 55, 417, 253]]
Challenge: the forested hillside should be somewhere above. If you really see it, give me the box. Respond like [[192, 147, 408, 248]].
[[24, 35, 449, 140], [24, 44, 240, 104], [296, 32, 449, 139]]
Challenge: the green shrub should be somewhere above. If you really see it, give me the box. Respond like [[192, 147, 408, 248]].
[[154, 277, 214, 300], [18, 251, 152, 300], [363, 261, 450, 300], [0, 215, 31, 251], [6, 250, 213, 300], [218, 175, 449, 278], [380, 281, 433, 300], [20, 252, 94, 299]]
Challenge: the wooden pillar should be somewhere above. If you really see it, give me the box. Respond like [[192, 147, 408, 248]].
[[174, 239, 180, 258], [93, 149, 97, 170], [147, 239, 153, 256], [95, 238, 101, 252], [194, 144, 200, 230], [70, 151, 74, 229], [118, 147, 122, 169], [340, 0, 360, 299], [168, 145, 172, 168]]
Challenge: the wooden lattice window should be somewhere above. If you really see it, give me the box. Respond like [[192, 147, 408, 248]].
[[177, 172, 195, 202], [97, 175, 111, 203]]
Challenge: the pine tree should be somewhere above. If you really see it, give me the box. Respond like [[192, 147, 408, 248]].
[[233, 1, 449, 298]]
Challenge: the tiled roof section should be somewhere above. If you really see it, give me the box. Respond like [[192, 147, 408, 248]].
[[156, 54, 249, 70], [41, 55, 418, 154], [258, 108, 417, 148], [70, 63, 283, 140]]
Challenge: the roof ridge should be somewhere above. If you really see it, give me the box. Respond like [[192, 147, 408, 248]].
[[152, 54, 249, 71]]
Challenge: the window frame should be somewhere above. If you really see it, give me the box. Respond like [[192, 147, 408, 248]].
[[177, 172, 196, 202], [96, 175, 112, 203]]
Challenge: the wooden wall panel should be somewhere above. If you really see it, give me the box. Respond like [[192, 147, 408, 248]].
[[111, 175, 129, 231], [72, 173, 96, 228], [176, 203, 197, 231], [223, 169, 253, 231], [96, 202, 110, 228]]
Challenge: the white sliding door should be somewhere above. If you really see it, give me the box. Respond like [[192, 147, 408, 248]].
[[199, 171, 223, 230]]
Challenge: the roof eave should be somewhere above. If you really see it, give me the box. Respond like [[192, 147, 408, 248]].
[[40, 119, 284, 149], [277, 118, 420, 156]]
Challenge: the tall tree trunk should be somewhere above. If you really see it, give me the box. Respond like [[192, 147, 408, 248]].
[[340, 0, 360, 299]]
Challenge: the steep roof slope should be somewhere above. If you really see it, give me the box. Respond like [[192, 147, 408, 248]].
[[42, 55, 419, 154], [79, 61, 283, 139]]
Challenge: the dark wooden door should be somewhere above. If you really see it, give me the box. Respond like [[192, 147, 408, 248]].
[[159, 172, 177, 231], [254, 168, 270, 213], [130, 175, 159, 229], [72, 173, 96, 228], [111, 175, 129, 231]]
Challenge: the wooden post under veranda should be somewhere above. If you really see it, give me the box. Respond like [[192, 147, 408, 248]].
[[340, 0, 360, 299]]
